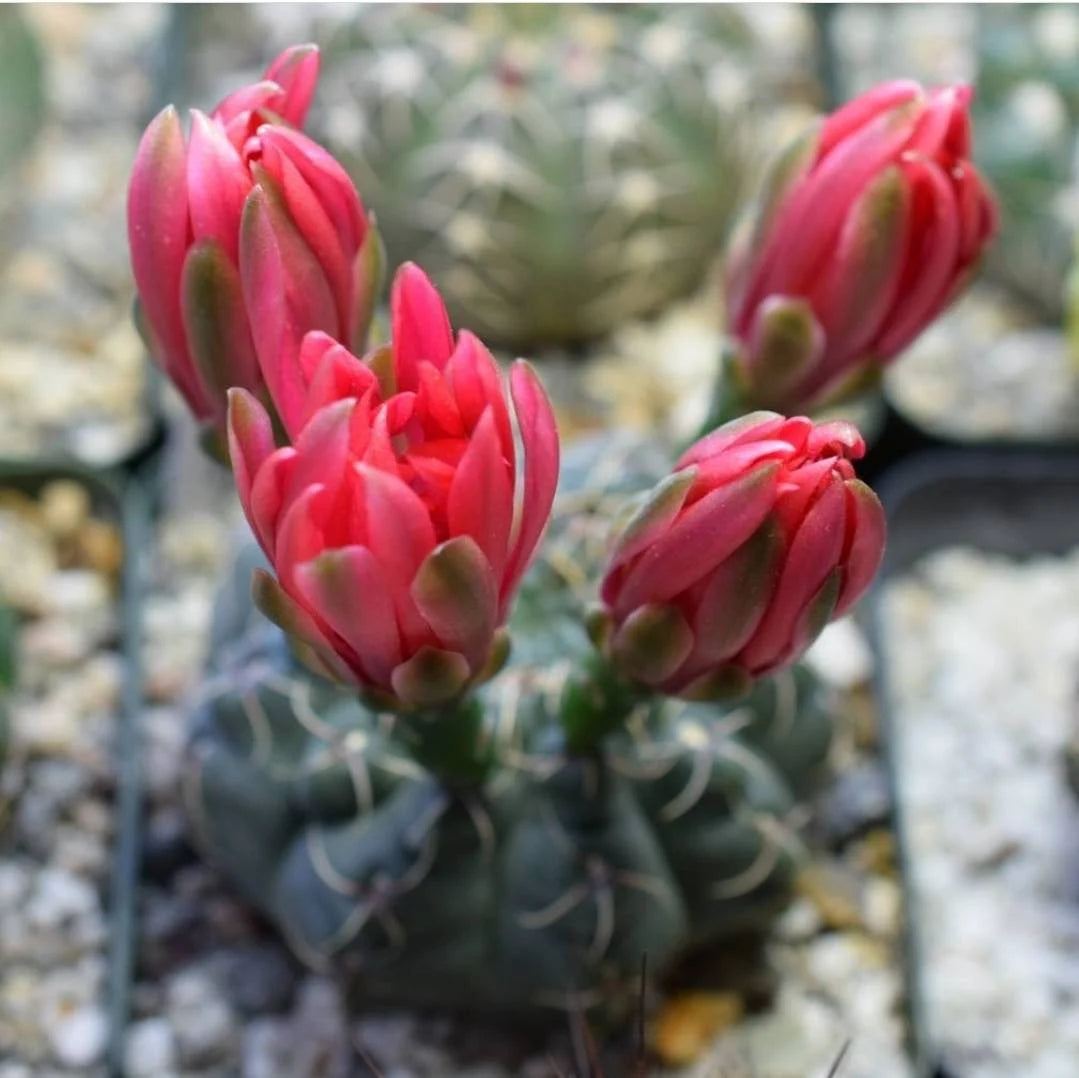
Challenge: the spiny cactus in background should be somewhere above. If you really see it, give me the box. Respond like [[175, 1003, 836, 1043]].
[[185, 434, 840, 1017], [307, 4, 757, 351], [974, 4, 1079, 321]]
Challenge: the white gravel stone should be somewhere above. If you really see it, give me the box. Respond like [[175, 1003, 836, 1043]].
[[47, 1004, 108, 1068], [124, 1017, 179, 1077], [804, 617, 874, 690], [166, 968, 237, 1067], [883, 546, 1079, 1077]]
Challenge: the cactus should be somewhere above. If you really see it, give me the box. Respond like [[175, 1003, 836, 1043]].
[[973, 5, 1079, 320], [304, 4, 755, 351], [185, 433, 839, 1017]]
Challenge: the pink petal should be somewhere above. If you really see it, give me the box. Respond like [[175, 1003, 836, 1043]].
[[294, 544, 402, 687], [356, 464, 439, 648], [257, 130, 353, 338], [251, 568, 358, 685], [606, 469, 696, 576], [447, 331, 514, 457], [817, 80, 923, 156], [239, 181, 338, 434], [834, 479, 887, 615], [275, 483, 329, 594], [256, 126, 365, 251], [227, 388, 276, 515], [296, 330, 339, 389], [300, 337, 379, 430], [940, 85, 974, 157], [211, 80, 281, 128], [416, 362, 465, 436], [688, 519, 782, 668], [180, 239, 261, 425], [263, 44, 320, 128], [285, 398, 356, 513], [806, 421, 865, 461], [610, 462, 780, 618], [953, 161, 997, 266], [810, 164, 911, 379], [447, 408, 513, 579], [390, 263, 455, 391], [502, 361, 560, 606], [411, 536, 498, 669], [741, 101, 924, 319], [247, 447, 298, 558], [906, 84, 969, 157], [127, 106, 206, 416], [873, 156, 961, 358], [738, 478, 848, 672], [676, 412, 786, 469], [689, 439, 798, 491], [186, 110, 252, 263]]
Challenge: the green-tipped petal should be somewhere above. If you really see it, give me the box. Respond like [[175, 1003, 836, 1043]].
[[692, 517, 784, 665], [745, 296, 824, 402], [751, 122, 822, 251], [411, 536, 497, 667], [819, 164, 911, 363], [609, 468, 696, 570], [181, 238, 260, 417], [681, 664, 754, 702], [611, 603, 694, 687], [251, 569, 355, 685], [473, 628, 511, 686], [585, 603, 613, 651], [365, 344, 397, 399], [391, 647, 471, 709], [350, 212, 386, 354]]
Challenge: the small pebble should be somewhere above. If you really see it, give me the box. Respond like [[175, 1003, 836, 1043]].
[[47, 1005, 107, 1068]]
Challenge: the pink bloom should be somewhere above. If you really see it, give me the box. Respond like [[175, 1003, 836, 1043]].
[[726, 80, 998, 409], [127, 45, 376, 434], [599, 413, 885, 697], [227, 264, 560, 709]]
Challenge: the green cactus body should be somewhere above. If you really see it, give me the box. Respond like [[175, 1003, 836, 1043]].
[[185, 434, 838, 1016], [310, 5, 754, 351]]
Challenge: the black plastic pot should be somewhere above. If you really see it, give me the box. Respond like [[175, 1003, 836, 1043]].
[[870, 448, 1079, 1078], [0, 461, 149, 1078]]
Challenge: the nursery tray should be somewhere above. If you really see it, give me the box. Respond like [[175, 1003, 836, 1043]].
[[0, 461, 149, 1077], [0, 399, 169, 483], [870, 449, 1079, 1078]]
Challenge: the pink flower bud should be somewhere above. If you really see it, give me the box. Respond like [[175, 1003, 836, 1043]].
[[227, 265, 560, 709], [127, 45, 376, 439], [726, 81, 998, 410], [599, 413, 885, 697]]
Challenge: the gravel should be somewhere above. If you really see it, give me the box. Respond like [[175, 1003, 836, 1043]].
[[0, 481, 123, 1074], [0, 6, 167, 465], [883, 546, 1079, 1077]]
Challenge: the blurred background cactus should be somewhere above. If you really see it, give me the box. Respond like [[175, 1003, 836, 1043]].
[[0, 8, 46, 184], [0, 7, 45, 263], [186, 436, 838, 1016], [296, 4, 759, 352], [972, 5, 1079, 322]]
